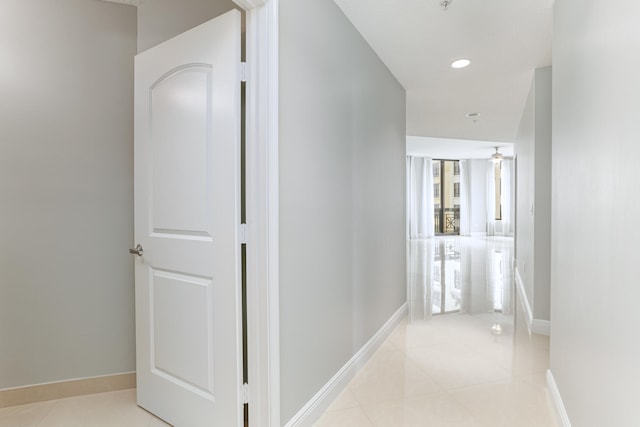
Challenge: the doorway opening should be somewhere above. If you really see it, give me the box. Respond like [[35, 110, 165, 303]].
[[433, 159, 460, 235]]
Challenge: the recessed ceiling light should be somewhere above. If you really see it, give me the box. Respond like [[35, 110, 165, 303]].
[[451, 59, 471, 69]]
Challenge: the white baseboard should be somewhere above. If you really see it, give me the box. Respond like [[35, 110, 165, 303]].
[[532, 319, 551, 336], [515, 268, 550, 336], [515, 268, 533, 333], [470, 232, 487, 237], [546, 370, 572, 427], [284, 303, 408, 427]]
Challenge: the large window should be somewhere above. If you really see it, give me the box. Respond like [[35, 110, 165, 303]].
[[433, 160, 460, 235]]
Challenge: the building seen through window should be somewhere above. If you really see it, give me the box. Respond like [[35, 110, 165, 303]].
[[433, 160, 460, 235]]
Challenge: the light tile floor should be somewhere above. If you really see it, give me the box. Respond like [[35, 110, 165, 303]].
[[314, 237, 559, 427], [314, 313, 557, 427], [0, 389, 169, 427]]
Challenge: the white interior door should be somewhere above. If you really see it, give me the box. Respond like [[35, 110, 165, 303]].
[[133, 10, 242, 427]]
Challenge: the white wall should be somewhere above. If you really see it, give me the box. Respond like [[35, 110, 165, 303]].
[[279, 0, 406, 422], [0, 0, 136, 389], [551, 1, 640, 425], [137, 0, 239, 52], [514, 67, 552, 321]]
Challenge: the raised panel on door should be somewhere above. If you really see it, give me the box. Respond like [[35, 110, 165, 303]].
[[150, 270, 214, 396], [150, 65, 214, 239]]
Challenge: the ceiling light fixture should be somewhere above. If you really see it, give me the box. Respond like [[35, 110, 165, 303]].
[[440, 0, 454, 10], [451, 59, 470, 69], [466, 112, 480, 123], [491, 147, 504, 162]]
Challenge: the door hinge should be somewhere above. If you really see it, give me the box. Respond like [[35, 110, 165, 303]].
[[240, 62, 247, 82], [241, 382, 249, 404], [240, 223, 248, 245]]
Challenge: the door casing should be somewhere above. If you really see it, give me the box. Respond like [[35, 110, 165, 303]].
[[231, 1, 280, 426]]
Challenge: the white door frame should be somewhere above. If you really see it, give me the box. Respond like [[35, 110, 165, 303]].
[[231, 1, 280, 426]]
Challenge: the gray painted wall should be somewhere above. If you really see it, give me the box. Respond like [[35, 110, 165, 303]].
[[514, 67, 552, 321], [551, 0, 640, 425], [516, 82, 535, 305], [279, 0, 407, 423], [533, 68, 552, 321], [137, 0, 238, 53], [0, 0, 136, 389]]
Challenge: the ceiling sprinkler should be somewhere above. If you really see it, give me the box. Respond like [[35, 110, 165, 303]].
[[440, 0, 453, 10]]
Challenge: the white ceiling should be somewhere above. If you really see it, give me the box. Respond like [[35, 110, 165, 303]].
[[407, 136, 513, 159], [334, 0, 553, 143], [101, 0, 139, 6]]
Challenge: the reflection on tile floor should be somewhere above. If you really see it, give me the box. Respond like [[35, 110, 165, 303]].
[[314, 236, 558, 427]]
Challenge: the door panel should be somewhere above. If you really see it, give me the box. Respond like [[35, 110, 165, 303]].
[[151, 270, 213, 394], [134, 10, 242, 427], [150, 65, 213, 236]]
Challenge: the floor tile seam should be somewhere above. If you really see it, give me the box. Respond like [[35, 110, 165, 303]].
[[341, 385, 369, 409], [358, 389, 455, 410], [457, 341, 506, 358], [450, 381, 546, 402], [443, 387, 543, 426], [395, 336, 459, 350], [469, 345, 523, 369], [466, 350, 515, 377], [0, 403, 53, 427], [468, 345, 518, 363], [33, 391, 127, 424], [322, 386, 360, 413], [31, 401, 57, 427], [356, 403, 377, 427], [350, 386, 447, 410], [436, 374, 519, 393], [400, 351, 453, 392], [316, 404, 368, 420], [404, 344, 506, 370], [435, 389, 486, 422], [446, 387, 560, 426], [510, 370, 552, 382]]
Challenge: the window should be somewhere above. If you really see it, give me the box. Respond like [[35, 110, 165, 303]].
[[453, 162, 460, 176], [432, 160, 460, 235]]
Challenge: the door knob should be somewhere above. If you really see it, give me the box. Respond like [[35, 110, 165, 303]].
[[129, 244, 143, 256]]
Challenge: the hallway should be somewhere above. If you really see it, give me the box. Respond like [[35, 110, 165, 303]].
[[314, 237, 558, 427]]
